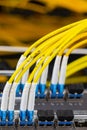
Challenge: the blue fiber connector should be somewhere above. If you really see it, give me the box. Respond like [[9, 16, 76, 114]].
[[50, 84, 57, 98], [39, 84, 46, 98], [57, 84, 64, 98], [27, 111, 34, 122], [20, 111, 26, 121], [1, 111, 7, 125], [8, 111, 14, 125], [20, 111, 26, 126]]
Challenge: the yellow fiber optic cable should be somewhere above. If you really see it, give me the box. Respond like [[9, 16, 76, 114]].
[[65, 40, 87, 77], [8, 20, 83, 83], [66, 62, 87, 78], [58, 38, 87, 87], [65, 40, 87, 56], [58, 32, 87, 56], [67, 55, 87, 71]]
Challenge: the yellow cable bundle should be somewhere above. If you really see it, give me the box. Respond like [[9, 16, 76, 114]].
[[6, 19, 87, 84], [65, 55, 87, 79], [7, 19, 84, 83]]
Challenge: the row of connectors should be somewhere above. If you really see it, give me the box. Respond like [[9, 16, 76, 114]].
[[37, 110, 74, 122], [0, 83, 84, 98], [0, 110, 74, 126]]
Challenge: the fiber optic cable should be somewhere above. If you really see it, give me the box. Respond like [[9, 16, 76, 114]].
[[66, 62, 87, 78], [67, 55, 87, 71], [57, 36, 87, 95], [58, 32, 87, 56], [51, 32, 87, 97]]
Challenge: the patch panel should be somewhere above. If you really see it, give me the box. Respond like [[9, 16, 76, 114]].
[[0, 84, 86, 126]]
